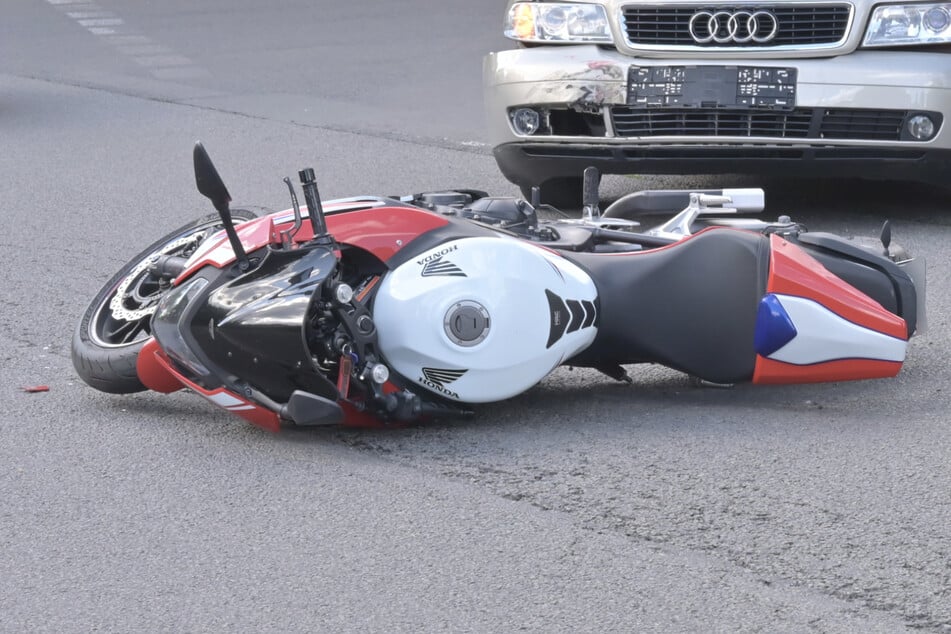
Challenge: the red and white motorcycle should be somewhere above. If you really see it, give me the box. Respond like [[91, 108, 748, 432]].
[[71, 143, 925, 430]]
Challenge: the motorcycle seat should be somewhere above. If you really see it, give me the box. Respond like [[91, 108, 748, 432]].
[[565, 228, 770, 384]]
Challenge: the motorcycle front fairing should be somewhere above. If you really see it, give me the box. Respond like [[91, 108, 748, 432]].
[[137, 200, 494, 429], [148, 243, 341, 423]]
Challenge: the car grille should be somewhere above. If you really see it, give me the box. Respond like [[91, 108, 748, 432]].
[[621, 4, 851, 49], [611, 108, 908, 140]]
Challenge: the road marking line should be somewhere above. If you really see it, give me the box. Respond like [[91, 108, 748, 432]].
[[66, 11, 113, 19], [101, 35, 152, 45], [77, 18, 123, 27], [47, 1, 210, 81]]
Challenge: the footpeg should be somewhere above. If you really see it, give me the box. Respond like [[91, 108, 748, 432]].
[[281, 390, 344, 426], [594, 363, 632, 384]]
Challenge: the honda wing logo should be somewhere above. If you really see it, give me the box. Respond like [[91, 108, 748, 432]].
[[419, 367, 467, 399], [421, 256, 466, 277], [422, 367, 467, 387], [418, 245, 467, 277], [688, 10, 779, 44]]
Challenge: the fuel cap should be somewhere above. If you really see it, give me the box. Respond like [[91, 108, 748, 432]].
[[444, 300, 490, 347]]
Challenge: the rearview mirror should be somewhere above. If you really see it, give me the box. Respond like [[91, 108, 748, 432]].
[[192, 141, 249, 270], [193, 141, 231, 213]]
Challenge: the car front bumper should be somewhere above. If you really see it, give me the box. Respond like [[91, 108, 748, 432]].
[[484, 46, 951, 188]]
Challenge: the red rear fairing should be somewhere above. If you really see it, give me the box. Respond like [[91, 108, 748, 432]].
[[752, 235, 907, 384], [753, 356, 902, 383], [765, 236, 906, 339]]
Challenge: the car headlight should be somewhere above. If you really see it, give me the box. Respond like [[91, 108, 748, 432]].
[[505, 2, 612, 43], [864, 3, 951, 46]]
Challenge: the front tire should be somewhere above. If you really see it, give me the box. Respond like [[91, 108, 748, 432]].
[[71, 209, 258, 394]]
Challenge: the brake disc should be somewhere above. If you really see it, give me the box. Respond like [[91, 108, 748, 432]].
[[108, 233, 203, 321]]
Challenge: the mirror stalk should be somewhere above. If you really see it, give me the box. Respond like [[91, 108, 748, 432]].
[[193, 142, 250, 271]]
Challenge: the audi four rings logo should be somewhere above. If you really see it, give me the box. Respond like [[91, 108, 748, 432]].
[[688, 10, 779, 44]]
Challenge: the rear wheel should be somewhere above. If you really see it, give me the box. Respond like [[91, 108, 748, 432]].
[[71, 209, 258, 393]]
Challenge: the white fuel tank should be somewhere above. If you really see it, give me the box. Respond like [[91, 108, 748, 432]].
[[373, 236, 598, 403]]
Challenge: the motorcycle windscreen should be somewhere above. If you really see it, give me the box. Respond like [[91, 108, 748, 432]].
[[753, 235, 908, 384]]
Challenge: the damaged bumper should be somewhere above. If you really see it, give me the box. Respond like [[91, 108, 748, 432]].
[[484, 45, 951, 188]]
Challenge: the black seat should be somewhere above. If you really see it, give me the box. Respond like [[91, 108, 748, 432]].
[[565, 229, 770, 384]]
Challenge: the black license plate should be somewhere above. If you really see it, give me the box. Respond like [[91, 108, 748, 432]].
[[628, 66, 797, 110]]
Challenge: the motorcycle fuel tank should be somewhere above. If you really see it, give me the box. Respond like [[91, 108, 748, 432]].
[[373, 236, 598, 403]]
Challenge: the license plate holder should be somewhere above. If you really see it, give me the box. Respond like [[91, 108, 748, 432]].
[[628, 66, 797, 110]]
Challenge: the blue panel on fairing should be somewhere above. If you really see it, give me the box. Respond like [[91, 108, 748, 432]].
[[754, 294, 797, 357]]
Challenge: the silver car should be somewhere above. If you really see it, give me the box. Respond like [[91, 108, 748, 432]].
[[484, 0, 951, 207]]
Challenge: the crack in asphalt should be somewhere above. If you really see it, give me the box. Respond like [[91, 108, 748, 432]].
[[333, 428, 951, 632]]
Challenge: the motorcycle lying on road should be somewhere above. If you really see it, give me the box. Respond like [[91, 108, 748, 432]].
[[72, 144, 925, 430]]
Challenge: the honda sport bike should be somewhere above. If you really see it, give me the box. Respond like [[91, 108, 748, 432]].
[[72, 144, 926, 430]]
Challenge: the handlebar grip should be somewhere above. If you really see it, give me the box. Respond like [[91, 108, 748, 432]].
[[299, 167, 329, 238], [720, 188, 765, 213]]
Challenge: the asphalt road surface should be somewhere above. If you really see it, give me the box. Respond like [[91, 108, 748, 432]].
[[2, 1, 950, 631]]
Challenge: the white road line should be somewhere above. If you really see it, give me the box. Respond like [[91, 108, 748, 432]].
[[77, 18, 124, 27], [102, 35, 152, 45], [66, 11, 113, 19], [47, 0, 210, 81]]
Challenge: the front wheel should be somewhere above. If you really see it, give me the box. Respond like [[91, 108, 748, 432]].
[[71, 209, 258, 394]]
